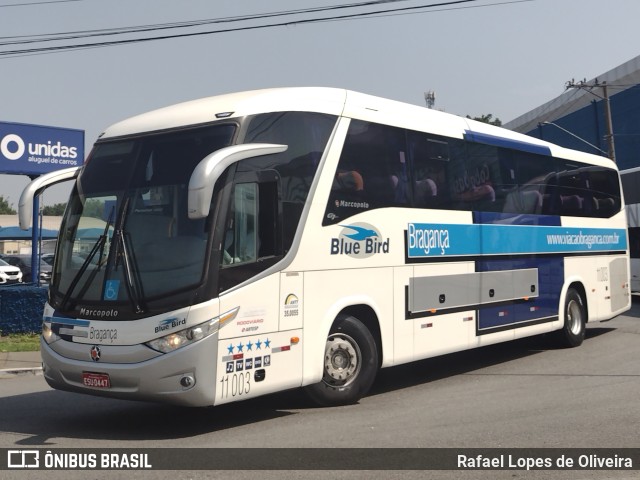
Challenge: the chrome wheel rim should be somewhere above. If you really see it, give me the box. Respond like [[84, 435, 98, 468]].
[[567, 298, 583, 335], [322, 333, 361, 387]]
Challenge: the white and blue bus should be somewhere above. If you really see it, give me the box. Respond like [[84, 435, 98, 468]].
[[20, 88, 630, 407]]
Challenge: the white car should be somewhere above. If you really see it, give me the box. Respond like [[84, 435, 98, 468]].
[[0, 258, 23, 285]]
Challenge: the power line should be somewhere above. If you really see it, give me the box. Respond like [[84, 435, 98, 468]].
[[0, 0, 421, 44], [313, 0, 532, 23], [0, 0, 81, 8], [0, 0, 531, 59]]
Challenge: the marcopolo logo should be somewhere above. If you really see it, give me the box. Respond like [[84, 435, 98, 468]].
[[330, 223, 390, 258], [1, 133, 79, 162]]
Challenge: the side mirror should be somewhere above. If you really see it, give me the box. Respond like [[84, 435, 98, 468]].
[[19, 166, 81, 230], [188, 143, 287, 219]]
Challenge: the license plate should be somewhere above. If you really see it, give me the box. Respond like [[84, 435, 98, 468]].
[[82, 372, 111, 389]]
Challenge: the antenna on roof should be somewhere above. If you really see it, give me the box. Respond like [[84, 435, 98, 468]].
[[424, 91, 436, 109]]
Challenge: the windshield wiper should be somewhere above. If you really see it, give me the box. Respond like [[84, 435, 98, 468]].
[[112, 197, 146, 314], [60, 206, 115, 311]]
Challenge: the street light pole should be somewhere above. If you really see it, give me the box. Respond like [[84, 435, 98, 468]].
[[539, 121, 609, 156], [565, 79, 616, 163]]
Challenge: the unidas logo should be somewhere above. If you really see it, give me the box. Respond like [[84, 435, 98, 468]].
[[1, 133, 78, 161], [330, 222, 390, 258]]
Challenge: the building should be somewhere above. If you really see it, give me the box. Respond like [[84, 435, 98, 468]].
[[0, 215, 61, 254], [505, 55, 640, 171]]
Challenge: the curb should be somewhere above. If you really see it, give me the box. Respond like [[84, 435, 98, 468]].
[[0, 366, 43, 378]]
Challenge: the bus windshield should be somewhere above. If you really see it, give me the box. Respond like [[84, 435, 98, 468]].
[[50, 123, 236, 314]]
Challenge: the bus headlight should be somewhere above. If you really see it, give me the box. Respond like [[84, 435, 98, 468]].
[[42, 321, 58, 344], [145, 307, 239, 354]]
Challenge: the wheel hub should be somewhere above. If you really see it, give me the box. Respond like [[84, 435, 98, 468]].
[[567, 299, 582, 335], [323, 333, 361, 387]]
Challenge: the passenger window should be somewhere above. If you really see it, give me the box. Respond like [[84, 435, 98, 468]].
[[324, 120, 408, 225], [585, 167, 621, 218], [407, 131, 451, 209], [503, 152, 555, 215], [243, 112, 336, 249], [454, 143, 501, 211]]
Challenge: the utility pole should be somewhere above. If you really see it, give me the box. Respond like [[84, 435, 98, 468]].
[[565, 78, 616, 163]]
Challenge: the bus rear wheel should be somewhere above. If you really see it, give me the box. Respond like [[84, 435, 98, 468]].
[[556, 287, 586, 348], [304, 314, 378, 407]]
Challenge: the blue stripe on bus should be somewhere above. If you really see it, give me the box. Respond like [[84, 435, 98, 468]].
[[43, 316, 91, 327], [406, 222, 627, 259], [463, 130, 552, 156]]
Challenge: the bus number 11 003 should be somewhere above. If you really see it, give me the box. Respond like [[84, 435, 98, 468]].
[[220, 372, 251, 399]]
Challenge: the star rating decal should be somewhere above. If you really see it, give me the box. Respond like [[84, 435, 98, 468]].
[[226, 338, 271, 354]]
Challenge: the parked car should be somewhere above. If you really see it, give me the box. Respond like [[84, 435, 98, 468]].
[[0, 258, 23, 285], [1, 254, 52, 283]]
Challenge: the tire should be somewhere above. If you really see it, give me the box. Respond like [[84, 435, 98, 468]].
[[556, 288, 586, 348], [304, 314, 379, 407]]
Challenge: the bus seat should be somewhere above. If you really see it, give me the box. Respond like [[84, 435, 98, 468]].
[[414, 178, 437, 205], [594, 197, 616, 216], [560, 195, 584, 216], [504, 190, 542, 214]]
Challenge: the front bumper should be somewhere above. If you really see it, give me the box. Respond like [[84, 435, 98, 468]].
[[41, 334, 220, 407]]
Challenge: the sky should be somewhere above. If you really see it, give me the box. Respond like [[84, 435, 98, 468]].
[[1, 0, 640, 210]]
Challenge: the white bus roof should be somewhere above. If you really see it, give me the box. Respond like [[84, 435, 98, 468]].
[[98, 87, 616, 168]]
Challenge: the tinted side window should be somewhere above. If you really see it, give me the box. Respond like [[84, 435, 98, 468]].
[[243, 112, 336, 248], [453, 143, 508, 212], [541, 162, 621, 218], [407, 131, 453, 210], [586, 166, 622, 218], [324, 120, 409, 225], [503, 151, 556, 215]]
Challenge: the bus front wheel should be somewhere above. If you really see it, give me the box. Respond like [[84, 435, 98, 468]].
[[304, 314, 378, 407], [557, 287, 586, 348]]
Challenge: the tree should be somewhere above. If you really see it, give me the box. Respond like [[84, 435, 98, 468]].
[[466, 114, 502, 127], [42, 203, 67, 216], [0, 195, 17, 215]]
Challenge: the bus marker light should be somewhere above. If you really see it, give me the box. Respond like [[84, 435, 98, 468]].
[[290, 337, 300, 345], [219, 307, 240, 329]]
